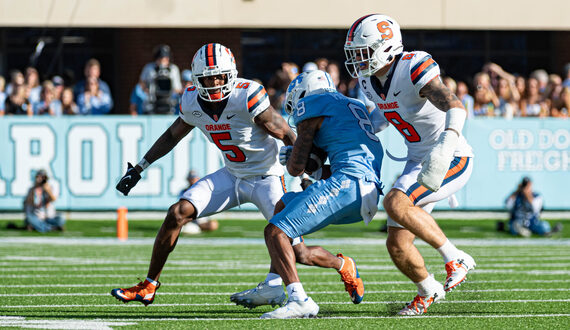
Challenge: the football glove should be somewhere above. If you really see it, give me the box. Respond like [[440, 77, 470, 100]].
[[417, 131, 458, 192], [116, 162, 141, 196], [279, 145, 293, 166]]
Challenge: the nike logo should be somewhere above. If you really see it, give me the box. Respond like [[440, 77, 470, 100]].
[[227, 114, 236, 120], [393, 91, 401, 96], [124, 175, 131, 181]]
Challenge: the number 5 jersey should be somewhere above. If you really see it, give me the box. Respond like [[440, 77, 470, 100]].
[[179, 78, 284, 178]]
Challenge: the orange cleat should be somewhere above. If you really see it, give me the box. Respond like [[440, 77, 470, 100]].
[[111, 279, 160, 306], [398, 287, 445, 316], [444, 252, 476, 292], [337, 253, 364, 304]]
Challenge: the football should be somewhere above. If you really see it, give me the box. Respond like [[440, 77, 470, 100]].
[[305, 145, 327, 173]]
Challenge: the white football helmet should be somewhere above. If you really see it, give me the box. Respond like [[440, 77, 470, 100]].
[[344, 14, 403, 78], [284, 70, 336, 115], [191, 43, 238, 102]]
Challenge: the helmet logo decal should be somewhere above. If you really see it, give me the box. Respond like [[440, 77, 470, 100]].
[[377, 21, 394, 40]]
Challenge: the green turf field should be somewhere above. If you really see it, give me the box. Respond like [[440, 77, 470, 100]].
[[1, 217, 569, 329]]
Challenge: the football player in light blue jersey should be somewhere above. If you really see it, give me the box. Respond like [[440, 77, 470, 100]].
[[260, 70, 384, 319]]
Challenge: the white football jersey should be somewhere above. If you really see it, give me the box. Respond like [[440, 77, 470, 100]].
[[361, 50, 473, 162], [179, 78, 284, 178]]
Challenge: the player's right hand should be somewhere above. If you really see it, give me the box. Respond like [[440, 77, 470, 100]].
[[279, 146, 293, 166], [116, 162, 141, 196]]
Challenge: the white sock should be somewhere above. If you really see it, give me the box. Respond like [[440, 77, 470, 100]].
[[437, 239, 461, 263], [414, 274, 440, 296], [146, 277, 158, 286], [286, 282, 308, 300], [337, 256, 345, 271], [265, 272, 283, 287]]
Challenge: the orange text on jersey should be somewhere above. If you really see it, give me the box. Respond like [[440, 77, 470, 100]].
[[205, 124, 231, 131], [377, 102, 399, 110]]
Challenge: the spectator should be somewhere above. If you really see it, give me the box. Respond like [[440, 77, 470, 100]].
[[563, 63, 570, 88], [315, 57, 329, 71], [515, 75, 526, 107], [4, 84, 31, 116], [33, 81, 63, 116], [551, 87, 569, 117], [139, 44, 182, 114], [456, 81, 475, 119], [473, 72, 499, 116], [5, 69, 25, 96], [0, 75, 6, 116], [178, 170, 219, 235], [520, 77, 548, 117], [61, 87, 79, 115], [77, 77, 112, 115], [25, 67, 42, 106], [530, 69, 549, 94], [128, 81, 147, 116], [505, 177, 562, 237], [52, 75, 65, 101], [181, 69, 193, 88], [23, 169, 65, 232], [496, 77, 520, 118], [326, 61, 348, 95], [73, 58, 113, 110], [267, 62, 299, 114], [544, 74, 563, 114], [302, 61, 318, 73]]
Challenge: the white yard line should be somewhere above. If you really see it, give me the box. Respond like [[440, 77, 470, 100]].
[[2, 300, 570, 309], [3, 279, 567, 288], [2, 262, 570, 273], [2, 288, 568, 297], [3, 268, 570, 278]]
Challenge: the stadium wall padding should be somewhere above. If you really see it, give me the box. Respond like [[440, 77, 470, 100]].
[[0, 116, 568, 211]]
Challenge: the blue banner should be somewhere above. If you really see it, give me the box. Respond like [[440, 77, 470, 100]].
[[0, 117, 568, 211]]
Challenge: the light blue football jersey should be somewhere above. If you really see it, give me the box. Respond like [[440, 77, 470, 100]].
[[293, 92, 384, 188]]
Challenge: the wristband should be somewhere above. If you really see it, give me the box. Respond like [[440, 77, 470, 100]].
[[137, 158, 150, 171]]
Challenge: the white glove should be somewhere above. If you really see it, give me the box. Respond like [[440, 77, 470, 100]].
[[279, 146, 293, 166], [418, 131, 458, 191]]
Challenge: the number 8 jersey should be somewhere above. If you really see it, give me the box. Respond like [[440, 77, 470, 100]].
[[179, 78, 284, 178], [361, 50, 473, 162]]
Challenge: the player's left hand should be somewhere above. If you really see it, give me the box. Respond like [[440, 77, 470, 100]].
[[418, 131, 457, 191], [116, 162, 141, 196], [279, 146, 293, 166]]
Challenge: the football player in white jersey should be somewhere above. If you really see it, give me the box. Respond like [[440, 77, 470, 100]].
[[344, 14, 476, 315], [111, 43, 362, 308]]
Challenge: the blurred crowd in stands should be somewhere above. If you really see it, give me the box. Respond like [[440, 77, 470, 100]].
[[1, 43, 569, 118]]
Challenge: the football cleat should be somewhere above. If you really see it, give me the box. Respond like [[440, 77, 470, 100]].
[[260, 296, 319, 319], [398, 285, 445, 316], [230, 281, 286, 309], [444, 252, 476, 292], [337, 253, 364, 304], [111, 279, 160, 306]]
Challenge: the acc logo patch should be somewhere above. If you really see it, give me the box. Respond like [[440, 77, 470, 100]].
[[192, 111, 202, 117]]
